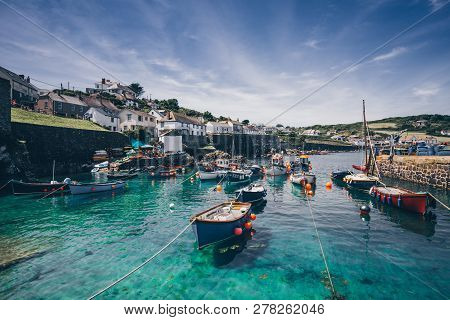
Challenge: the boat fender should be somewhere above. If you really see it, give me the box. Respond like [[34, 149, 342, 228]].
[[63, 178, 72, 184], [387, 196, 392, 205], [398, 196, 402, 208], [244, 221, 252, 230], [250, 213, 256, 221], [360, 205, 371, 215], [369, 186, 374, 196], [381, 194, 385, 204], [234, 228, 243, 236]]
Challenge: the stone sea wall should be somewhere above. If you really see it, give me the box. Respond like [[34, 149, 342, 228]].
[[377, 155, 450, 190], [5, 123, 129, 179], [211, 134, 281, 158]]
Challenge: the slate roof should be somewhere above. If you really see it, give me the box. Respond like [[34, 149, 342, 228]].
[[46, 92, 87, 106], [0, 66, 39, 91], [166, 111, 203, 126]]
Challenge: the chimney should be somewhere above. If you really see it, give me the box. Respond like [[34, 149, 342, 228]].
[[19, 74, 25, 79], [102, 78, 106, 84], [26, 76, 30, 83]]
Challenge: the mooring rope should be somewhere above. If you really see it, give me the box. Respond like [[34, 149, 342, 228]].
[[304, 193, 337, 299], [0, 179, 12, 192], [88, 219, 196, 300], [38, 184, 67, 200], [427, 192, 450, 211]]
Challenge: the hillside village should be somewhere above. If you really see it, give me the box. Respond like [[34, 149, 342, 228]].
[[1, 65, 449, 151]]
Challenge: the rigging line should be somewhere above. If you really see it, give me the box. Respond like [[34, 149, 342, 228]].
[[30, 77, 85, 91], [304, 194, 337, 298], [0, 0, 124, 84], [264, 2, 449, 126], [88, 219, 196, 300], [319, 212, 449, 299], [286, 191, 447, 299], [427, 192, 450, 211]]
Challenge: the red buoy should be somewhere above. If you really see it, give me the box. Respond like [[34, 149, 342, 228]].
[[250, 213, 256, 221], [234, 227, 243, 236], [244, 221, 252, 230]]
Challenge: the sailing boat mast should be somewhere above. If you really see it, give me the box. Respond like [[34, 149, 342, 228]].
[[362, 100, 368, 166]]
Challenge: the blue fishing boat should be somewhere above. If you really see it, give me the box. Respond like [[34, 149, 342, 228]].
[[235, 183, 267, 203], [190, 202, 252, 249]]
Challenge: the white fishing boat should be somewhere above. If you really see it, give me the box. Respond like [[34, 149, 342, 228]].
[[198, 170, 219, 180], [290, 172, 316, 186], [68, 180, 125, 195]]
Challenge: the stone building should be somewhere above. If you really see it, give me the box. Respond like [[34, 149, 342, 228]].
[[0, 66, 39, 107], [0, 78, 11, 135]]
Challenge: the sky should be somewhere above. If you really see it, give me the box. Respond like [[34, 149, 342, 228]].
[[0, 0, 449, 126]]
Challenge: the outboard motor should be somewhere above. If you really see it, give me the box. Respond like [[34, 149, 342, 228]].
[[63, 178, 72, 185]]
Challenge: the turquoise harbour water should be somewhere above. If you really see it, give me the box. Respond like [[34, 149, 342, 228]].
[[0, 152, 449, 300]]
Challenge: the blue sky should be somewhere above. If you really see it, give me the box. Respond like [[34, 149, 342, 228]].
[[0, 0, 449, 126]]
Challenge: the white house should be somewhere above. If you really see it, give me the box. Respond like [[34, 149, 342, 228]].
[[206, 121, 233, 134], [159, 134, 183, 153], [159, 111, 206, 136], [119, 109, 157, 137], [85, 107, 119, 131], [149, 109, 167, 126]]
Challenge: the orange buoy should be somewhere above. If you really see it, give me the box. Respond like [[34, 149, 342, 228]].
[[307, 190, 313, 196], [250, 213, 256, 221], [305, 183, 312, 190], [216, 184, 222, 192], [244, 221, 252, 230], [325, 181, 332, 188], [234, 227, 243, 236]]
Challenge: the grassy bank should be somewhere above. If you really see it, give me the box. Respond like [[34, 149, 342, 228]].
[[11, 108, 108, 132]]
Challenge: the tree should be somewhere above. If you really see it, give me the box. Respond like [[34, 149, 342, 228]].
[[276, 124, 284, 128], [129, 83, 144, 97], [203, 111, 215, 122], [242, 119, 250, 125]]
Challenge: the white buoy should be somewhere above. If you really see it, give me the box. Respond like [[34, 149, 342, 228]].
[[169, 203, 175, 209]]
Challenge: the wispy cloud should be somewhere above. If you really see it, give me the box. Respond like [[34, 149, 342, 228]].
[[372, 47, 408, 62], [429, 0, 448, 11], [304, 39, 320, 49], [412, 85, 440, 97]]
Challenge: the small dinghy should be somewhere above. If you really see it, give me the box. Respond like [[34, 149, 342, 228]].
[[91, 161, 109, 174], [68, 180, 126, 195], [290, 172, 316, 186], [370, 186, 431, 215], [107, 171, 138, 180], [11, 180, 69, 195], [249, 164, 262, 176], [148, 167, 177, 178], [266, 164, 287, 176], [198, 170, 219, 180], [190, 202, 252, 249], [331, 170, 353, 181], [235, 183, 267, 203], [343, 173, 380, 190], [226, 170, 252, 184]]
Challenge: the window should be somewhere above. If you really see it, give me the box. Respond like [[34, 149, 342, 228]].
[[79, 106, 83, 112], [127, 114, 132, 121], [113, 127, 116, 131], [44, 101, 48, 109], [131, 125, 135, 130], [111, 117, 114, 123], [145, 116, 148, 121], [71, 105, 75, 112], [138, 115, 142, 122], [124, 125, 128, 131]]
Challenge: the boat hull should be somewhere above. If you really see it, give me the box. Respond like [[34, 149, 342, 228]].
[[227, 172, 252, 184], [192, 215, 248, 249], [235, 190, 267, 203], [370, 186, 429, 215], [11, 180, 69, 195], [291, 174, 316, 186], [69, 181, 125, 195], [331, 170, 353, 180], [198, 171, 219, 180]]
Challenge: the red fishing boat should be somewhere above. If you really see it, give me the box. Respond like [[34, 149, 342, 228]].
[[369, 186, 430, 215]]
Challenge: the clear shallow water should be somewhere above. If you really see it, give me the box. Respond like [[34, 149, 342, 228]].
[[0, 152, 449, 300]]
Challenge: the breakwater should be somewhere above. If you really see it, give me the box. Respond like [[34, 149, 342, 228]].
[[210, 134, 281, 158], [377, 155, 450, 190]]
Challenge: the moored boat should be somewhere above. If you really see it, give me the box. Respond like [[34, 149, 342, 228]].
[[369, 186, 430, 215], [198, 170, 219, 180], [331, 170, 353, 181], [290, 172, 316, 186], [343, 173, 380, 190], [91, 161, 109, 174], [148, 167, 177, 178], [68, 180, 126, 195], [190, 202, 253, 249], [235, 183, 267, 203], [226, 170, 252, 184], [11, 180, 69, 195]]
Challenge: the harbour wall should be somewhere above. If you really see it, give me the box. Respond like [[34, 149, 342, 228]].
[[210, 134, 281, 158], [377, 155, 450, 190], [3, 123, 129, 179], [0, 78, 11, 136]]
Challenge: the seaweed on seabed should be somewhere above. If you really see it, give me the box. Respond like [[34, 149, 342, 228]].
[[320, 270, 346, 300]]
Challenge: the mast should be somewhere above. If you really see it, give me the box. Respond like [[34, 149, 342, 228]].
[[52, 160, 56, 182], [362, 100, 368, 166]]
